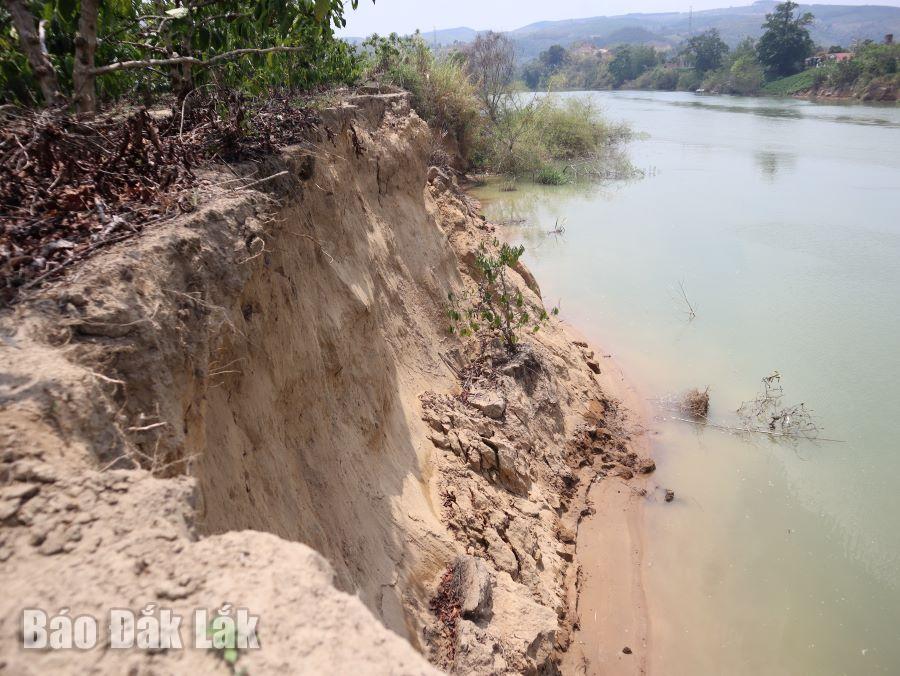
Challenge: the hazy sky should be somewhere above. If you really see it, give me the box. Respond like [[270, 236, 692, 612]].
[[339, 0, 900, 36]]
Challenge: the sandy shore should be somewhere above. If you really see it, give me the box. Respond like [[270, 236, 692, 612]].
[[470, 184, 656, 675], [561, 324, 654, 676]]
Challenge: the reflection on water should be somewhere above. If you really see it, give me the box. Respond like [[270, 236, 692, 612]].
[[755, 150, 797, 179], [657, 94, 900, 128], [474, 90, 900, 676]]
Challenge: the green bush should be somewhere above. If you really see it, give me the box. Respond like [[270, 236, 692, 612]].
[[677, 70, 702, 91], [363, 33, 482, 156], [448, 241, 556, 352], [632, 66, 680, 91], [535, 167, 570, 185], [762, 68, 816, 95]]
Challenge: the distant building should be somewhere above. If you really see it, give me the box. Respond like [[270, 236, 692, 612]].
[[805, 51, 854, 68]]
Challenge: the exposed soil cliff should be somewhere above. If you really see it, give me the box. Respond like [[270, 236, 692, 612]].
[[0, 92, 650, 674]]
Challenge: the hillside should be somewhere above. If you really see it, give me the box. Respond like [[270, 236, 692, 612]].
[[346, 3, 900, 60], [509, 2, 900, 58]]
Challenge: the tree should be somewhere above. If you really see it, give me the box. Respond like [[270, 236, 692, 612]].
[[608, 45, 658, 87], [757, 1, 815, 78], [683, 29, 729, 75], [540, 44, 568, 71], [1, 0, 371, 113], [465, 31, 515, 122], [727, 38, 765, 95]]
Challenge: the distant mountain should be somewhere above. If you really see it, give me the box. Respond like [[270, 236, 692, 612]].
[[508, 2, 900, 60], [346, 3, 900, 61]]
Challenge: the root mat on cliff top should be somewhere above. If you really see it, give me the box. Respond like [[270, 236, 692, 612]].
[[0, 89, 328, 305]]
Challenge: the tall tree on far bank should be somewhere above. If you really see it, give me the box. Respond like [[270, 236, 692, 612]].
[[683, 29, 729, 75], [757, 1, 814, 77], [465, 31, 515, 122]]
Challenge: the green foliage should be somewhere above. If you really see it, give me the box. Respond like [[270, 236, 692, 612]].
[[477, 94, 632, 179], [761, 68, 817, 95], [448, 241, 555, 352], [757, 1, 815, 78], [365, 35, 631, 181], [362, 32, 482, 151], [632, 66, 680, 91], [535, 167, 569, 185], [607, 45, 660, 87], [523, 45, 613, 91], [1, 0, 367, 108], [676, 69, 702, 92], [682, 29, 729, 75]]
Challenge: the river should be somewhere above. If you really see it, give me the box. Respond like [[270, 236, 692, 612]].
[[473, 91, 900, 675]]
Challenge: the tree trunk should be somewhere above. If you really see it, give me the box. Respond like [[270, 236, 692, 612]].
[[3, 0, 62, 106], [73, 0, 100, 114]]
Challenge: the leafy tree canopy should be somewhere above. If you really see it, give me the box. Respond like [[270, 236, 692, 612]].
[[682, 29, 729, 74], [757, 1, 814, 78], [1, 0, 371, 111]]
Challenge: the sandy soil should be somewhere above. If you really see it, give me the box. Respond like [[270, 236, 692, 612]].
[[562, 344, 654, 676], [0, 90, 658, 675]]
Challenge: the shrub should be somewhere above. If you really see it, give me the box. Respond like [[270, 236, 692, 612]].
[[677, 70, 702, 91], [477, 95, 632, 180], [633, 66, 679, 91], [448, 241, 556, 352], [762, 69, 816, 95], [363, 33, 482, 157], [535, 167, 569, 185]]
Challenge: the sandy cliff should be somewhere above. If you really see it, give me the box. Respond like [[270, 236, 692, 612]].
[[0, 92, 649, 674]]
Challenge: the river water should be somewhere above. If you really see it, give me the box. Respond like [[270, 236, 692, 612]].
[[473, 91, 900, 675]]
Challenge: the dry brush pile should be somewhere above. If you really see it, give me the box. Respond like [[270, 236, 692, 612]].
[[0, 90, 327, 305]]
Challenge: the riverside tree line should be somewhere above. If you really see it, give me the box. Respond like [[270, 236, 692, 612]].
[[521, 1, 898, 97]]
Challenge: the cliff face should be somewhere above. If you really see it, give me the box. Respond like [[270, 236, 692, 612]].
[[0, 92, 638, 674]]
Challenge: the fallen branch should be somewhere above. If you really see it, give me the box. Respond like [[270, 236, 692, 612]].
[[669, 416, 845, 443]]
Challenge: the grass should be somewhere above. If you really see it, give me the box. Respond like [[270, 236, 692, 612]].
[[762, 69, 817, 96], [535, 166, 570, 185]]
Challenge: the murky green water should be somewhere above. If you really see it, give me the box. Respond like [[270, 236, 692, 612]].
[[474, 91, 900, 675]]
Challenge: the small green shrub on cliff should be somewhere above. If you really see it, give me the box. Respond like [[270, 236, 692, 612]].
[[448, 241, 556, 352]]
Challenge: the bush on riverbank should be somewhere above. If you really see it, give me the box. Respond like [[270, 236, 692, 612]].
[[362, 32, 632, 181]]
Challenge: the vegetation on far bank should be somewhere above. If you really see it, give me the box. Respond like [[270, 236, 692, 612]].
[[519, 1, 898, 100]]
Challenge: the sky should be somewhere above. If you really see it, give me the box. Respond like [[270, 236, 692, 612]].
[[338, 0, 900, 36]]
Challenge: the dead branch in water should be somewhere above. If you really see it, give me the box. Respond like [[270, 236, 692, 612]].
[[665, 372, 841, 443], [676, 279, 697, 321], [548, 218, 566, 237]]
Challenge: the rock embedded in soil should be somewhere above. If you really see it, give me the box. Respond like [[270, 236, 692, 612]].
[[470, 391, 507, 420], [665, 489, 676, 503], [638, 459, 656, 474], [452, 555, 494, 620]]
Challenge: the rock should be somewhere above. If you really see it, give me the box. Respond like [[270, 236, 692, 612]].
[[623, 646, 633, 655], [665, 489, 675, 503], [638, 459, 656, 474], [496, 442, 531, 496], [428, 432, 449, 450], [484, 528, 518, 575], [452, 556, 493, 620], [470, 391, 506, 420], [616, 468, 634, 481], [587, 360, 601, 374], [557, 523, 576, 544], [478, 443, 498, 471]]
